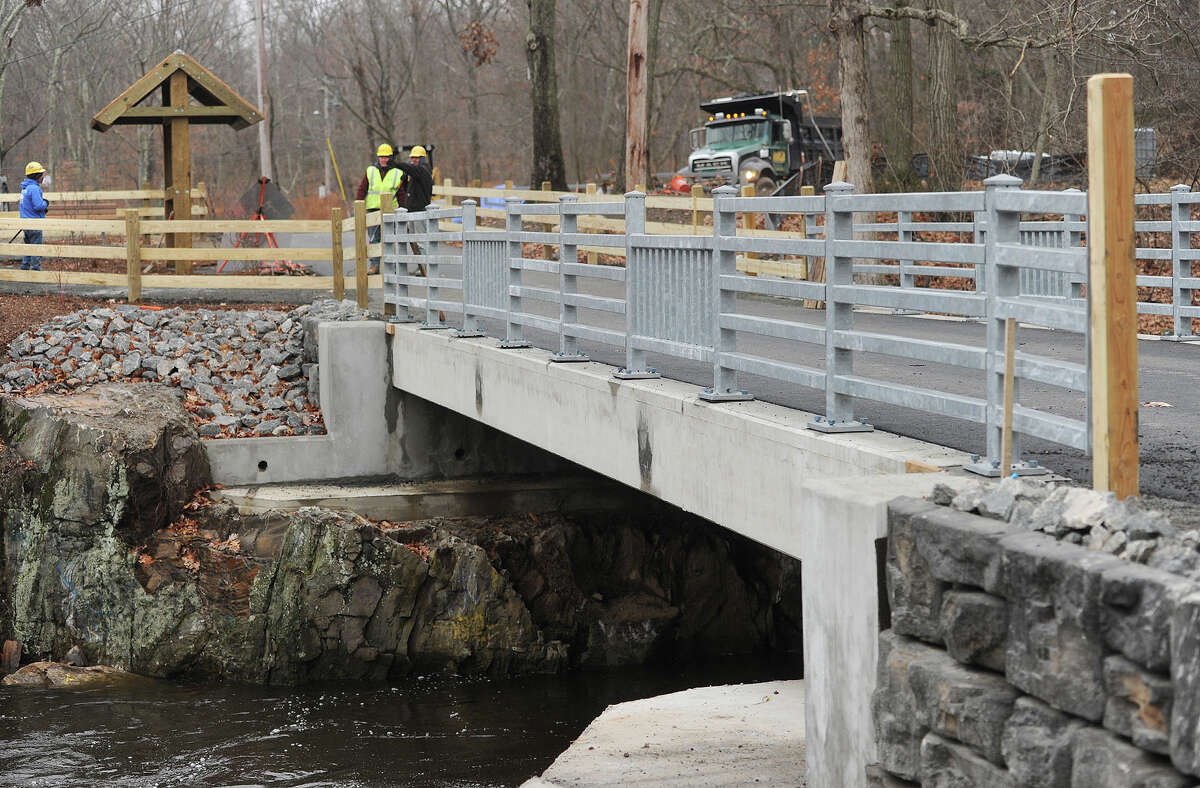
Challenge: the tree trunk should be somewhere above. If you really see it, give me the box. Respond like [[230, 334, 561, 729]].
[[1028, 52, 1059, 186], [927, 0, 961, 191], [829, 0, 873, 192], [466, 64, 482, 183], [625, 0, 649, 190], [526, 0, 567, 190], [882, 0, 916, 190]]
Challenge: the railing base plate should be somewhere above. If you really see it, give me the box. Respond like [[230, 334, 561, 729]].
[[700, 388, 753, 402], [418, 322, 452, 331], [549, 352, 590, 363], [452, 329, 484, 338], [807, 418, 873, 433], [1160, 334, 1200, 342], [499, 340, 531, 349], [963, 460, 1052, 478], [614, 368, 660, 380], [386, 314, 417, 325]]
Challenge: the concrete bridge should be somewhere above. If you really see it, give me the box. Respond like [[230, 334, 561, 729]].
[[207, 316, 976, 786]]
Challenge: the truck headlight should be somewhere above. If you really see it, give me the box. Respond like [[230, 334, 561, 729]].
[[743, 170, 757, 181]]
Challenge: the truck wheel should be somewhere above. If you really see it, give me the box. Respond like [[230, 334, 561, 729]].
[[755, 175, 776, 196]]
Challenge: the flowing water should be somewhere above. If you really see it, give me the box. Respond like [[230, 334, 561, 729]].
[[0, 657, 800, 787]]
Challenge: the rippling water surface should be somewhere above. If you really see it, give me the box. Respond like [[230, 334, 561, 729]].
[[0, 658, 799, 787]]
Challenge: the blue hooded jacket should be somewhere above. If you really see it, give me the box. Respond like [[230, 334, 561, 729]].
[[19, 176, 47, 219]]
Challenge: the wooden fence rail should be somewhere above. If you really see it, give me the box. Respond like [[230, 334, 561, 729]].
[[0, 197, 379, 308]]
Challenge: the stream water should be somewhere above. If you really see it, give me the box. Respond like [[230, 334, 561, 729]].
[[0, 656, 800, 787]]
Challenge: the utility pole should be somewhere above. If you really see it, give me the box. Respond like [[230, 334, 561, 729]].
[[254, 0, 273, 180], [625, 0, 648, 191]]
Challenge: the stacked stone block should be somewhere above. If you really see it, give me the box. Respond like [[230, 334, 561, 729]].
[[871, 496, 1200, 787]]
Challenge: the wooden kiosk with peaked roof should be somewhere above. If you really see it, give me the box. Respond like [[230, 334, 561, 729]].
[[92, 50, 263, 273]]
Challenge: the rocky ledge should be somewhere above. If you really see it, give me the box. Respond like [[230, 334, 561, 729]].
[[0, 298, 371, 439], [1, 383, 801, 685]]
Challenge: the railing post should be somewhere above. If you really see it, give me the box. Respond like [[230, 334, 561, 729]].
[[701, 186, 752, 402], [899, 209, 914, 289], [809, 181, 871, 433], [551, 194, 588, 362], [1063, 188, 1085, 299], [331, 206, 344, 301], [389, 208, 418, 324], [974, 174, 1024, 476], [500, 198, 530, 348], [420, 207, 448, 329], [381, 193, 396, 317], [124, 209, 142, 305], [614, 190, 659, 379], [1087, 72, 1139, 499], [354, 199, 368, 308], [1170, 184, 1194, 339], [541, 181, 555, 260], [455, 199, 483, 338]]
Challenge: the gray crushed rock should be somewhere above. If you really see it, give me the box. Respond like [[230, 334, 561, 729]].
[[932, 478, 1200, 582], [1, 298, 371, 440]]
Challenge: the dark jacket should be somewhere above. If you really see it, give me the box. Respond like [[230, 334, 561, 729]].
[[394, 159, 433, 212]]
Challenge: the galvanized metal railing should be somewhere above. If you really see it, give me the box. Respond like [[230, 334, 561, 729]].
[[382, 177, 1193, 474]]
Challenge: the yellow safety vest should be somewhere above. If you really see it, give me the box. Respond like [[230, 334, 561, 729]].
[[365, 166, 402, 210]]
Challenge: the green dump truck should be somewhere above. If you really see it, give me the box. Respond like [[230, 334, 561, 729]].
[[681, 90, 843, 195]]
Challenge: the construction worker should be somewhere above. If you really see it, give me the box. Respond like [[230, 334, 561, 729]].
[[18, 162, 48, 271], [355, 143, 405, 271], [394, 145, 433, 212]]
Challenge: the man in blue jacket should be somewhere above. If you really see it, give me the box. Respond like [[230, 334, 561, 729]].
[[19, 161, 48, 270]]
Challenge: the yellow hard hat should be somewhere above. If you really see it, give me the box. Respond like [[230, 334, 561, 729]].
[[25, 161, 45, 176], [409, 145, 427, 158], [376, 144, 393, 157]]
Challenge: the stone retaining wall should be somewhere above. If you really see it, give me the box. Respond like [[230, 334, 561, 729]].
[[871, 492, 1200, 787]]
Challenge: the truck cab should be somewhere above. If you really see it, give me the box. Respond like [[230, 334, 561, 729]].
[[684, 90, 842, 195]]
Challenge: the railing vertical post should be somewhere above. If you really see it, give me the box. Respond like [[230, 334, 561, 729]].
[[980, 174, 1024, 474], [540, 181, 555, 260], [124, 209, 141, 305], [614, 190, 659, 379], [1087, 72, 1139, 499], [899, 209, 914, 289], [331, 206, 344, 302], [421, 208, 447, 329], [354, 199, 368, 308], [500, 199, 530, 348], [455, 200, 483, 338], [1064, 188, 1085, 300], [551, 194, 588, 362], [390, 208, 417, 323], [809, 181, 871, 433], [1171, 184, 1193, 339], [702, 186, 752, 402]]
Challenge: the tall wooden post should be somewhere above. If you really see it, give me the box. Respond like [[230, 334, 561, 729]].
[[1087, 73, 1139, 499], [163, 70, 192, 273], [625, 0, 649, 191], [125, 209, 142, 304], [354, 199, 368, 308], [331, 206, 344, 301]]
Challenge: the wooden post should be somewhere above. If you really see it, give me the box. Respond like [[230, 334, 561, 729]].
[[1001, 318, 1017, 477], [444, 178, 455, 207], [354, 199, 368, 308], [1087, 73, 1139, 499], [196, 181, 207, 217], [541, 181, 554, 259], [831, 160, 848, 183], [585, 182, 598, 265], [472, 178, 482, 188], [380, 192, 395, 316], [625, 0, 649, 192], [164, 69, 192, 274], [504, 180, 513, 190], [125, 209, 142, 304], [691, 184, 703, 234], [331, 206, 344, 301]]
